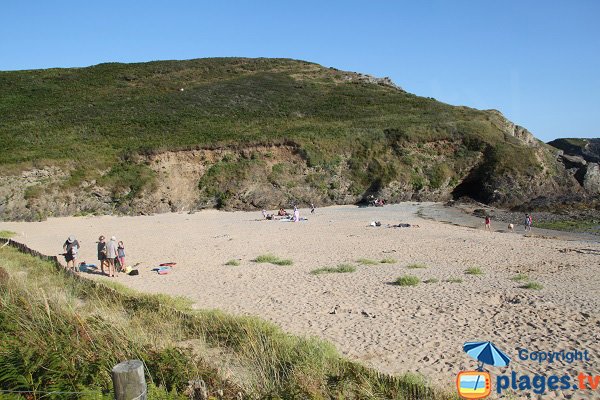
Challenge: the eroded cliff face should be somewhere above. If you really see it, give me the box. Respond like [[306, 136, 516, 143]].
[[0, 143, 460, 220], [0, 136, 588, 221]]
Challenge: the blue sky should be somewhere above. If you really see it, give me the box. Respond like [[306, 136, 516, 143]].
[[1, 1, 598, 141]]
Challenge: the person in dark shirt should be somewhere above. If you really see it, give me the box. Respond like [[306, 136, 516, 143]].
[[97, 235, 107, 275], [63, 235, 80, 273]]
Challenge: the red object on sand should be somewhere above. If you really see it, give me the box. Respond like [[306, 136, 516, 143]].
[[159, 262, 176, 267]]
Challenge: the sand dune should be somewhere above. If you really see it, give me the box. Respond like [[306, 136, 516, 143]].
[[2, 203, 599, 397]]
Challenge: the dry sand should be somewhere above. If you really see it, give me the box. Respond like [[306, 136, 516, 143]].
[[2, 203, 600, 396]]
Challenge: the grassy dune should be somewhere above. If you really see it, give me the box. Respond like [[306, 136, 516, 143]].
[[0, 246, 454, 399]]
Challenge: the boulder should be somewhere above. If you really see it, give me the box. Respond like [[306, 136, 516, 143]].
[[583, 163, 600, 194]]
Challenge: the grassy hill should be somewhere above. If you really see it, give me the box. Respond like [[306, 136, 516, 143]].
[[0, 57, 585, 219]]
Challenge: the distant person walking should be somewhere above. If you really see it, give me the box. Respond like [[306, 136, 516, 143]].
[[117, 241, 126, 271], [62, 235, 80, 273], [106, 236, 118, 277], [484, 215, 491, 231], [97, 236, 107, 275], [525, 214, 532, 232], [311, 203, 316, 214]]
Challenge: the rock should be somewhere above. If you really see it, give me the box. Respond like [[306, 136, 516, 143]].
[[583, 163, 600, 193], [486, 109, 537, 146], [560, 154, 587, 168]]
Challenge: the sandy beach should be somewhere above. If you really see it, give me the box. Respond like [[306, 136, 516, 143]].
[[2, 203, 599, 395]]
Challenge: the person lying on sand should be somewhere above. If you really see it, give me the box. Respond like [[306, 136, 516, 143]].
[[278, 208, 288, 216], [387, 223, 420, 228]]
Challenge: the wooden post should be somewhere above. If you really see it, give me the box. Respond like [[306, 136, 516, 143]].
[[112, 359, 147, 400]]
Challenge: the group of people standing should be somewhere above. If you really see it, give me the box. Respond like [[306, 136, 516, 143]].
[[62, 235, 126, 276], [97, 235, 126, 277]]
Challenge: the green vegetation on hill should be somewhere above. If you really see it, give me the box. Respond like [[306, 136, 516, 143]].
[[0, 246, 454, 399], [0, 57, 578, 218]]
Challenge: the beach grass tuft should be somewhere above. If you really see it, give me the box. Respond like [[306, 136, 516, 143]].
[[465, 267, 484, 275], [380, 258, 397, 264], [521, 281, 544, 290], [407, 263, 427, 269], [254, 253, 293, 266], [394, 275, 420, 286], [357, 258, 378, 265], [311, 264, 356, 275], [511, 273, 529, 282], [0, 230, 16, 239], [225, 259, 241, 266]]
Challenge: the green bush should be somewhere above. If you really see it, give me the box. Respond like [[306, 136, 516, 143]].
[[253, 254, 293, 266], [311, 264, 356, 275], [521, 281, 543, 290], [394, 275, 420, 286], [465, 267, 484, 275]]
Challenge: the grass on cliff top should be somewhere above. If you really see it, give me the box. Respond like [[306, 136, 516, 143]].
[[0, 246, 454, 399], [0, 230, 16, 239]]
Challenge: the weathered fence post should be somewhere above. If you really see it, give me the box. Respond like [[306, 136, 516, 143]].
[[112, 359, 147, 400]]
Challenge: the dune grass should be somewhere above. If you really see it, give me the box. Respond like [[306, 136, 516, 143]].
[[357, 258, 378, 265], [445, 278, 463, 283], [253, 254, 293, 266], [407, 263, 427, 269], [0, 230, 16, 239], [394, 275, 420, 287], [465, 267, 484, 275], [225, 259, 241, 266], [520, 281, 544, 290], [380, 258, 398, 264], [511, 273, 529, 282], [0, 245, 453, 399], [311, 264, 356, 275]]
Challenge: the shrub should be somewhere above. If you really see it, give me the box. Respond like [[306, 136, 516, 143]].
[[225, 259, 240, 266], [445, 278, 463, 283], [511, 273, 528, 281], [407, 263, 427, 269], [253, 254, 293, 266], [380, 258, 397, 264], [311, 264, 356, 275], [394, 275, 420, 286], [521, 282, 543, 290], [465, 267, 484, 275]]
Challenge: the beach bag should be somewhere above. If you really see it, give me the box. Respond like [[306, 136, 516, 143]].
[[129, 269, 139, 276]]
